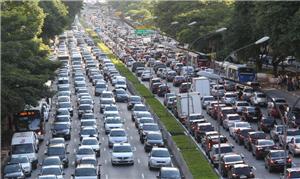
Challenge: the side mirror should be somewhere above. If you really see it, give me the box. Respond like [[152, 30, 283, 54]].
[[156, 175, 159, 178]]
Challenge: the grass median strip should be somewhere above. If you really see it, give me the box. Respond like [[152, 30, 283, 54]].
[[85, 27, 218, 179]]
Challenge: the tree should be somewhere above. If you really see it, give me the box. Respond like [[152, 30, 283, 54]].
[[39, 0, 68, 42], [254, 2, 300, 76], [1, 1, 45, 42], [62, 0, 83, 25]]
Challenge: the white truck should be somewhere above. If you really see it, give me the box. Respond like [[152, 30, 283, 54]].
[[192, 77, 211, 97], [176, 92, 202, 124]]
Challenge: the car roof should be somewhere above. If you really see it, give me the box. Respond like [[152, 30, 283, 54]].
[[161, 167, 179, 172], [152, 147, 168, 151], [76, 164, 96, 169], [113, 143, 131, 147], [48, 143, 65, 148]]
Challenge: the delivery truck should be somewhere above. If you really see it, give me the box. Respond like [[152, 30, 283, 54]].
[[192, 77, 210, 97], [176, 92, 202, 124]]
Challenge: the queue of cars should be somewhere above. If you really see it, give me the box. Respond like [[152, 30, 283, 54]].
[[2, 20, 182, 179], [92, 8, 300, 178]]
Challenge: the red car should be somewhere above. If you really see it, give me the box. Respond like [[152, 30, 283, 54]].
[[173, 76, 186, 87]]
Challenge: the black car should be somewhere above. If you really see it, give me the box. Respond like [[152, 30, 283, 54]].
[[228, 164, 255, 179], [45, 143, 69, 168], [113, 88, 129, 102], [241, 106, 262, 122], [258, 116, 276, 132], [127, 96, 142, 110], [144, 132, 164, 152], [52, 122, 71, 140], [264, 150, 292, 172]]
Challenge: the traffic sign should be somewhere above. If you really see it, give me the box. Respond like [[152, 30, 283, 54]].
[[135, 29, 154, 36]]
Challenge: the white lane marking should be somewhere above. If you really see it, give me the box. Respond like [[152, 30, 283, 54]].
[[103, 148, 106, 151], [102, 137, 105, 141], [141, 173, 145, 179], [105, 174, 108, 179], [72, 161, 75, 165], [73, 149, 76, 153], [252, 166, 256, 171], [74, 138, 77, 143], [130, 136, 133, 140], [137, 159, 140, 164], [127, 127, 130, 130], [105, 160, 107, 164], [133, 147, 136, 151]]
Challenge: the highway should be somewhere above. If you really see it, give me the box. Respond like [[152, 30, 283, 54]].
[[86, 7, 300, 179]]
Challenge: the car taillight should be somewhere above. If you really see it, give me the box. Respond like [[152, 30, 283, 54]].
[[270, 160, 274, 164], [288, 158, 292, 163]]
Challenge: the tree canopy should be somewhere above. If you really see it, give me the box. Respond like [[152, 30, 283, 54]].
[[1, 0, 82, 126]]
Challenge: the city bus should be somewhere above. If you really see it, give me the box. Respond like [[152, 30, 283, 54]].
[[14, 99, 49, 141], [225, 64, 256, 83]]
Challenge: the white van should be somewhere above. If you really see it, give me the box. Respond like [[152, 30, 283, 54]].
[[11, 132, 39, 169]]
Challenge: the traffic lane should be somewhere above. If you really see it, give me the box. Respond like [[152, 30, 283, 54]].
[[137, 70, 283, 179], [263, 88, 300, 108], [85, 77, 157, 179]]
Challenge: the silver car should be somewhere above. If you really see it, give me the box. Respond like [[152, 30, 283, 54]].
[[148, 147, 172, 169]]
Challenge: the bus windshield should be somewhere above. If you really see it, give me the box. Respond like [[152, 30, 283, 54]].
[[238, 67, 254, 74]]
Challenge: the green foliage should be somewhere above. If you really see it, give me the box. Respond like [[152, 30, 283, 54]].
[[1, 1, 45, 42], [39, 0, 68, 42], [62, 1, 83, 26], [1, 0, 80, 125]]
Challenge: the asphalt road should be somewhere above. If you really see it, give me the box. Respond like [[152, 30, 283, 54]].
[[30, 42, 157, 179]]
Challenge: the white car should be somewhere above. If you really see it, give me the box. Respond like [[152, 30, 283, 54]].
[[250, 92, 267, 106], [288, 137, 300, 156], [76, 146, 96, 165], [223, 114, 241, 130], [111, 143, 134, 165], [73, 164, 100, 179], [148, 147, 172, 169], [104, 117, 123, 134], [108, 128, 128, 148], [81, 137, 101, 157], [40, 165, 64, 179], [141, 70, 152, 81], [222, 92, 237, 105], [115, 79, 127, 90], [229, 121, 251, 137], [211, 85, 225, 97]]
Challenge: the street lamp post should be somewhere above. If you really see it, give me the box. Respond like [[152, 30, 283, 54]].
[[188, 27, 227, 50]]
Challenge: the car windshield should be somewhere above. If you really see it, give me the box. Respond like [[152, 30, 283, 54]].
[[257, 94, 266, 98], [78, 148, 94, 154], [215, 146, 233, 154], [117, 81, 126, 85], [234, 167, 251, 175], [225, 94, 236, 98], [82, 114, 94, 119], [275, 99, 286, 103], [161, 170, 180, 178], [134, 106, 147, 111], [80, 159, 97, 165], [10, 157, 28, 163], [228, 116, 240, 121], [82, 139, 98, 145], [116, 90, 126, 94], [204, 97, 214, 101], [236, 123, 250, 128], [244, 89, 253, 93], [101, 93, 113, 98], [148, 134, 162, 140], [237, 102, 249, 107], [110, 130, 126, 137], [4, 165, 22, 173], [59, 103, 71, 108], [130, 96, 141, 102], [251, 133, 266, 139], [81, 121, 96, 126], [247, 108, 256, 113], [140, 119, 154, 124], [79, 105, 92, 110], [101, 100, 113, 104], [137, 113, 151, 118], [96, 83, 106, 88], [152, 150, 170, 157], [258, 140, 274, 146], [143, 125, 159, 131], [105, 106, 117, 111], [225, 155, 242, 163], [263, 117, 275, 124], [42, 167, 62, 175], [106, 118, 122, 124], [75, 168, 97, 176], [113, 146, 132, 153], [271, 151, 288, 158], [81, 128, 97, 135], [290, 171, 300, 177], [48, 147, 65, 155], [12, 144, 35, 154], [287, 130, 300, 136], [43, 158, 60, 166], [54, 123, 69, 130]]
